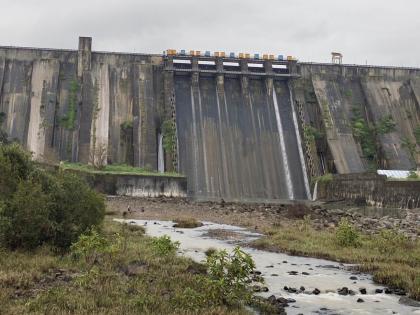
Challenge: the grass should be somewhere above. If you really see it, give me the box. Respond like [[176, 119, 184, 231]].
[[60, 162, 184, 178], [251, 222, 420, 300], [173, 218, 204, 229], [0, 219, 250, 315]]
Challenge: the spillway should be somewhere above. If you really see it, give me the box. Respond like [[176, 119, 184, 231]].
[[174, 74, 310, 201]]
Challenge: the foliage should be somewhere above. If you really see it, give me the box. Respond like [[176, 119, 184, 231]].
[[206, 247, 256, 306], [0, 143, 105, 250], [351, 107, 378, 165], [335, 218, 360, 247], [60, 80, 79, 130], [173, 218, 203, 228], [414, 126, 420, 144], [152, 235, 180, 255], [162, 119, 176, 154], [120, 120, 133, 132], [374, 229, 412, 254], [71, 229, 109, 263], [401, 137, 418, 162], [0, 112, 7, 144], [376, 115, 396, 135], [89, 143, 107, 170], [303, 124, 323, 142], [315, 173, 333, 183], [407, 171, 419, 179], [61, 161, 183, 177], [0, 220, 248, 314]]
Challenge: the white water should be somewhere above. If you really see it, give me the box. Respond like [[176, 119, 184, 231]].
[[157, 133, 164, 173], [116, 219, 420, 315], [313, 181, 319, 201], [288, 82, 312, 200], [190, 85, 200, 193], [272, 91, 294, 200]]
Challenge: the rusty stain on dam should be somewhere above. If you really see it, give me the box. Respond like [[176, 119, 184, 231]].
[[0, 37, 419, 202]]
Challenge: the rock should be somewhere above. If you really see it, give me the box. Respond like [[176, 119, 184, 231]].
[[385, 288, 393, 294], [300, 286, 305, 291], [338, 287, 349, 296], [375, 289, 383, 294], [359, 288, 367, 295], [349, 290, 356, 296], [267, 295, 277, 304], [399, 296, 420, 307], [287, 298, 296, 303], [265, 265, 274, 268], [276, 297, 289, 306], [288, 271, 299, 275], [282, 261, 288, 263], [261, 287, 269, 292], [357, 298, 364, 303], [252, 270, 262, 275], [284, 286, 289, 291], [271, 274, 279, 277], [349, 276, 358, 280], [312, 288, 320, 295], [252, 285, 261, 292], [302, 272, 310, 275], [394, 288, 406, 296]]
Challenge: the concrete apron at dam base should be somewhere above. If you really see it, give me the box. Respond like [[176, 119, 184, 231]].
[[115, 219, 420, 315]]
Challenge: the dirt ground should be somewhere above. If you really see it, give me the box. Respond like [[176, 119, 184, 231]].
[[106, 196, 325, 232]]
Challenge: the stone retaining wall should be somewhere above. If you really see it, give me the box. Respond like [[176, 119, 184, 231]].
[[65, 170, 187, 198], [317, 173, 420, 209]]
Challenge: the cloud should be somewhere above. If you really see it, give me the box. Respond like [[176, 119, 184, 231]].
[[0, 0, 419, 67]]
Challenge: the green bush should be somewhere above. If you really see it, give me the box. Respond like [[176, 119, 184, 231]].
[[0, 143, 105, 250], [152, 235, 180, 255], [206, 246, 256, 306], [335, 218, 360, 247]]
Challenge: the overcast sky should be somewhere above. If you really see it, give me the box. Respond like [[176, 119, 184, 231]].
[[1, 0, 419, 67]]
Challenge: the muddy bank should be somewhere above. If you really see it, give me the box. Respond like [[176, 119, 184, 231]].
[[106, 196, 419, 239]]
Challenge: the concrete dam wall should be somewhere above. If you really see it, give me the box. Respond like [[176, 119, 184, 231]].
[[0, 37, 419, 201]]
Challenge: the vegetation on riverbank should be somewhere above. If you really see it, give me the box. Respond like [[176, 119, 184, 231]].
[[252, 219, 420, 300], [61, 162, 184, 178], [0, 219, 262, 315]]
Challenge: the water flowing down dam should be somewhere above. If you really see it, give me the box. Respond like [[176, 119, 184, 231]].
[[0, 37, 419, 201], [174, 73, 310, 201]]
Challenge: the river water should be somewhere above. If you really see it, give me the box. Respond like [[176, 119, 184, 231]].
[[115, 219, 419, 315]]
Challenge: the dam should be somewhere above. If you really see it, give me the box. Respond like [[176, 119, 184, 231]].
[[0, 37, 419, 201]]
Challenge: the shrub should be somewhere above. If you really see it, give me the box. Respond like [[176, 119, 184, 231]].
[[152, 235, 180, 255], [173, 218, 203, 229], [0, 143, 105, 250], [71, 229, 111, 265], [206, 246, 256, 306], [335, 218, 360, 247], [375, 229, 412, 254]]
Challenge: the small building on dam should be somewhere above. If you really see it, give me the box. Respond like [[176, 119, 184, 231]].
[[0, 37, 419, 202]]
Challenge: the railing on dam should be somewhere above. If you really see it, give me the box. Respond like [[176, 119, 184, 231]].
[[164, 55, 299, 79]]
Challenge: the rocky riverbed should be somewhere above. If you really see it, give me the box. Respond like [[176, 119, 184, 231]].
[[106, 196, 419, 239]]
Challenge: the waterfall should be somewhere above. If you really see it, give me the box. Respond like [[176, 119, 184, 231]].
[[273, 90, 294, 200], [190, 85, 199, 193], [157, 133, 164, 173], [312, 180, 318, 201], [288, 82, 312, 200], [215, 83, 229, 197]]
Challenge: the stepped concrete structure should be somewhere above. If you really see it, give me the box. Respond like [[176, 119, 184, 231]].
[[0, 37, 419, 201]]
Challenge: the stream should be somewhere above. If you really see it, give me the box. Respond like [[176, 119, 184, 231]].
[[115, 219, 420, 315]]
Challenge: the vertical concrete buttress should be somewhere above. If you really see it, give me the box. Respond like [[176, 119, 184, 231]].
[[77, 37, 93, 163]]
